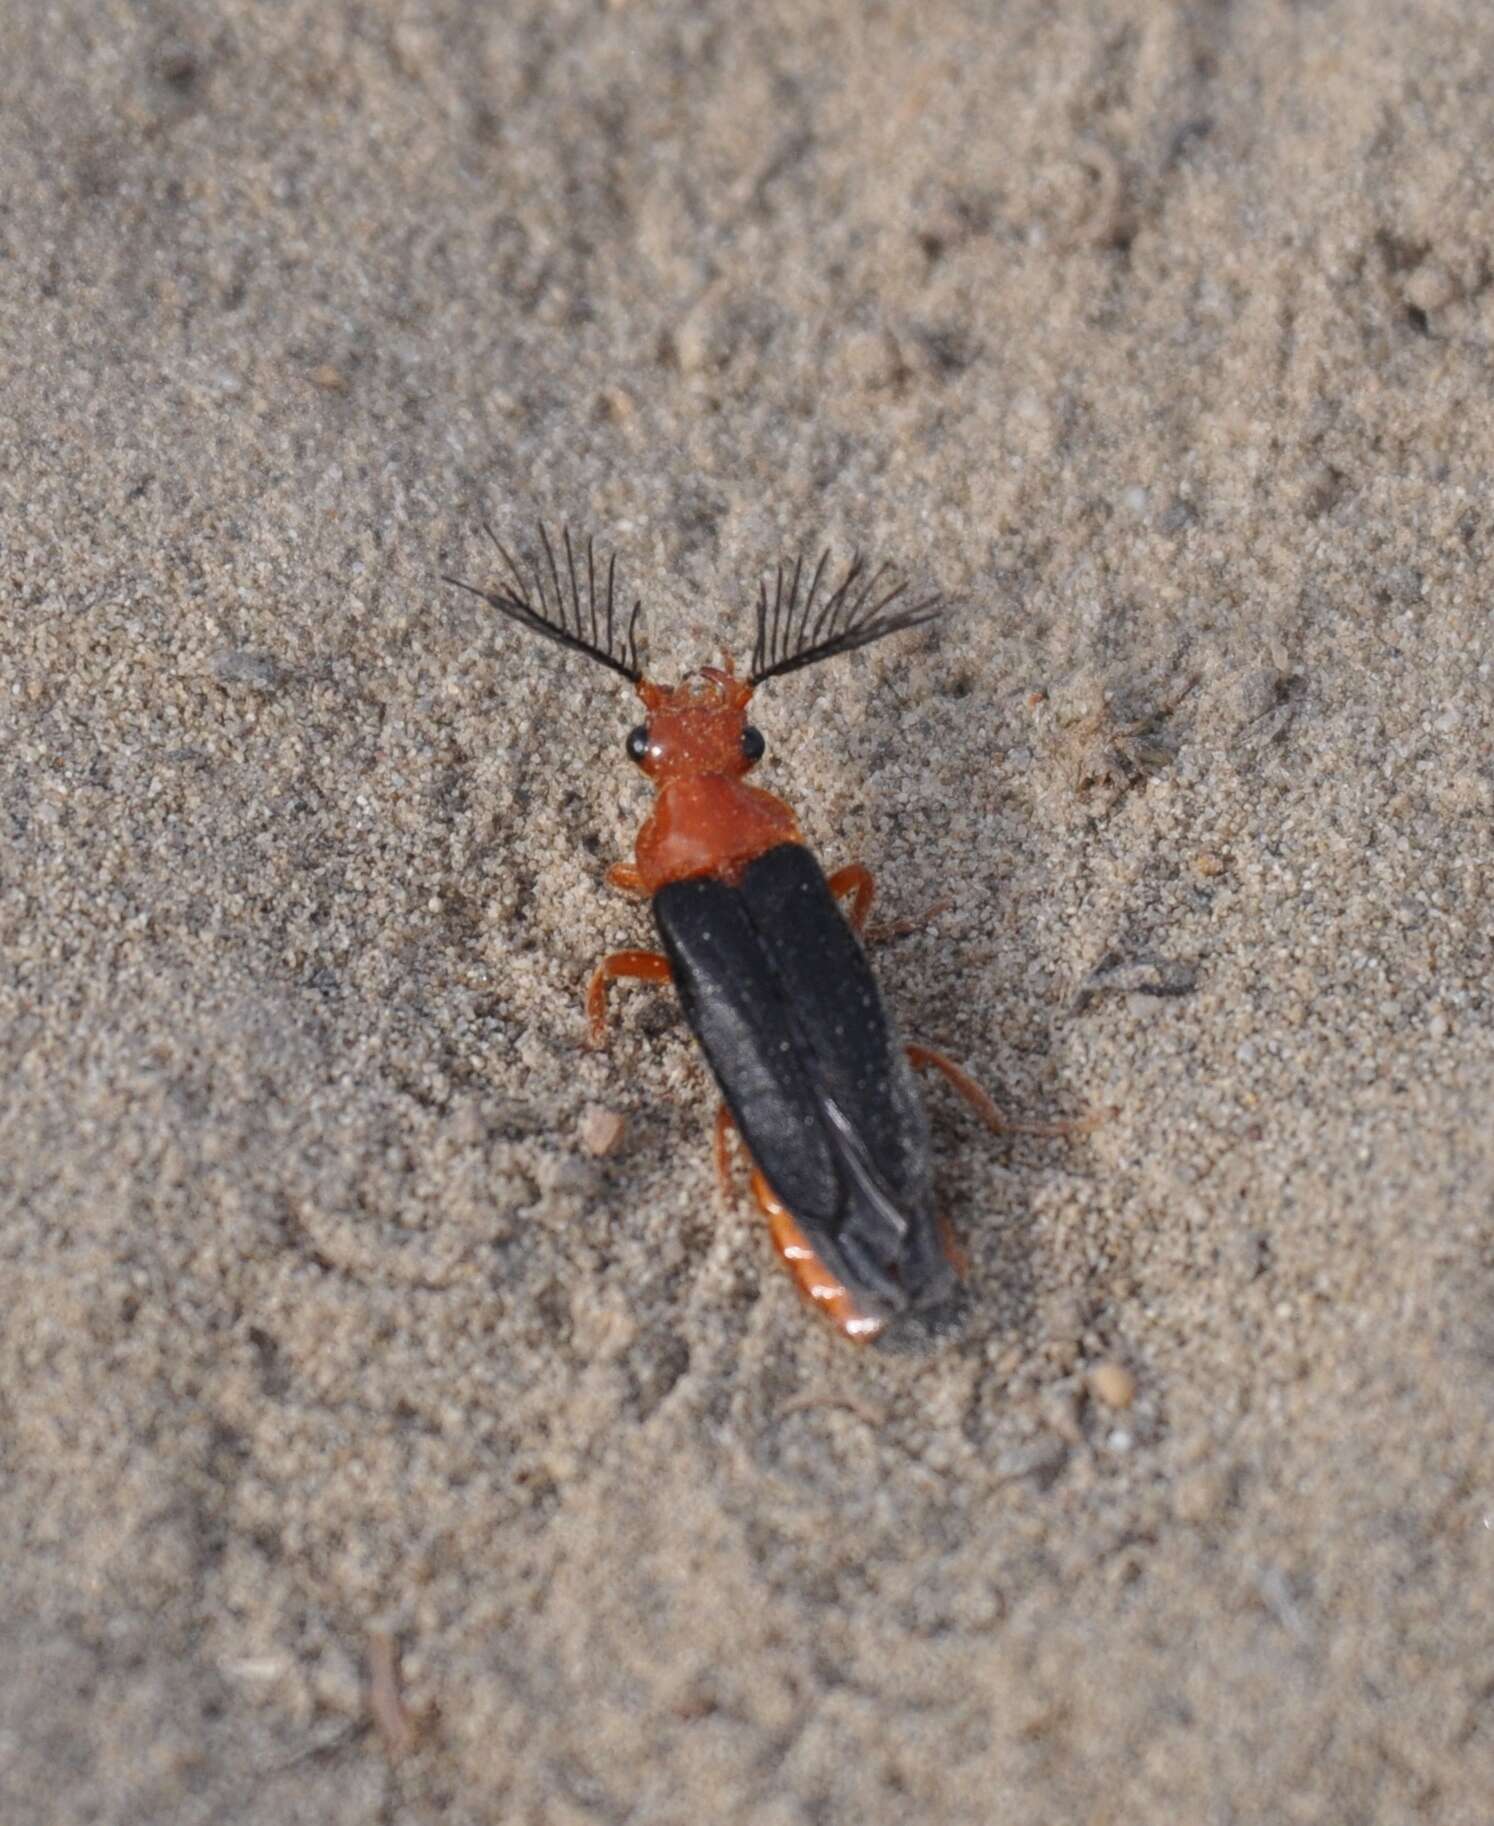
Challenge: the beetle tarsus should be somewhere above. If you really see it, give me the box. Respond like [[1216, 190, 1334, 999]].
[[864, 895, 954, 944], [906, 1042, 1102, 1137]]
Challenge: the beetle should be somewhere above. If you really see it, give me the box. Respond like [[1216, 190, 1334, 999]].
[[445, 524, 1073, 1342]]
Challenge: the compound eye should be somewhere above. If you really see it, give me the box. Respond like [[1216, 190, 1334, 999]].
[[741, 725, 766, 767], [626, 724, 650, 765]]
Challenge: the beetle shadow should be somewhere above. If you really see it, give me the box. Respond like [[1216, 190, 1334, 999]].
[[871, 1119, 1053, 1358]]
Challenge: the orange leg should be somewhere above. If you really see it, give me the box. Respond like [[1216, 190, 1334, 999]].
[[713, 1102, 739, 1201], [585, 949, 673, 1047], [749, 1167, 886, 1344], [935, 1211, 971, 1277], [606, 862, 646, 895], [907, 1044, 1102, 1283], [869, 896, 955, 942], [826, 862, 876, 933], [828, 862, 953, 944], [906, 1042, 1103, 1138]]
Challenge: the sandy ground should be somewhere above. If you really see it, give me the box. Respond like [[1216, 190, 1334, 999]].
[[3, 2, 1492, 1821]]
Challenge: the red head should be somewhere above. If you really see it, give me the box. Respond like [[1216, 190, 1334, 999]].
[[626, 664, 764, 785]]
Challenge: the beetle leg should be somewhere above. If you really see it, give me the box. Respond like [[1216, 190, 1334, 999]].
[[935, 1210, 971, 1277], [749, 1167, 886, 1344], [704, 1102, 737, 1205], [906, 1042, 1104, 1137], [606, 862, 646, 896], [865, 898, 954, 942], [829, 864, 953, 944], [585, 949, 673, 1048], [713, 1102, 739, 1202], [825, 862, 875, 932]]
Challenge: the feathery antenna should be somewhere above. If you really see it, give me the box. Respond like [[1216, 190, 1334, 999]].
[[749, 550, 943, 685], [442, 521, 643, 683]]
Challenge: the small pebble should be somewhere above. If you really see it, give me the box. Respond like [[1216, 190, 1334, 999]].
[[595, 385, 635, 421], [212, 650, 282, 691], [1043, 1295, 1087, 1343], [309, 1646, 363, 1715], [1041, 1387, 1085, 1445], [836, 329, 903, 391], [579, 1104, 626, 1157], [1173, 1465, 1229, 1524], [1089, 1362, 1136, 1409], [1402, 260, 1456, 315], [674, 288, 733, 374]]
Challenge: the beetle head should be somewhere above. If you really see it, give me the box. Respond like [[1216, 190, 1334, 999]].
[[627, 664, 763, 781]]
